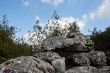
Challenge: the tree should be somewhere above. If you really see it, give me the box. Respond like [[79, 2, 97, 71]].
[[28, 11, 80, 47], [68, 21, 79, 33], [0, 15, 34, 63], [91, 26, 110, 51]]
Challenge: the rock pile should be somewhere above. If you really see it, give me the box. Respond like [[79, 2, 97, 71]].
[[39, 31, 110, 73], [0, 32, 110, 73]]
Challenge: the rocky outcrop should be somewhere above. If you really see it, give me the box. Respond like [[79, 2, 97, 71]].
[[0, 30, 110, 73], [0, 56, 55, 73], [65, 66, 101, 73], [34, 52, 65, 72], [39, 31, 109, 73], [70, 53, 90, 66], [34, 52, 61, 62], [52, 58, 65, 73], [89, 51, 107, 66], [41, 32, 94, 52], [98, 66, 110, 73]]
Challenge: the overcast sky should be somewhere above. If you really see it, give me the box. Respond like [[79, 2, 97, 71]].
[[0, 0, 110, 37]]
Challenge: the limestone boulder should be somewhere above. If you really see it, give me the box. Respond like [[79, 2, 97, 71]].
[[52, 58, 65, 73], [34, 52, 61, 62], [98, 66, 110, 73], [65, 66, 101, 73], [0, 56, 55, 73], [72, 53, 90, 66], [89, 51, 107, 66], [41, 35, 94, 52]]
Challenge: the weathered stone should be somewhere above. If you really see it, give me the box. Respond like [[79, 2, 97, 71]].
[[0, 56, 55, 73], [41, 34, 94, 52], [65, 66, 101, 73], [34, 52, 61, 62], [98, 66, 110, 73], [52, 58, 65, 73], [89, 51, 107, 66], [72, 53, 90, 66], [41, 36, 66, 51], [67, 32, 76, 38]]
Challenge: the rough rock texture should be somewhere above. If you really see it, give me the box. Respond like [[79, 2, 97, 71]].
[[65, 66, 101, 73], [71, 53, 90, 66], [41, 36, 67, 51], [52, 58, 65, 73], [34, 52, 66, 72], [41, 33, 94, 52], [89, 51, 107, 66], [34, 52, 61, 62], [0, 56, 55, 73], [1, 29, 109, 73], [98, 66, 110, 73]]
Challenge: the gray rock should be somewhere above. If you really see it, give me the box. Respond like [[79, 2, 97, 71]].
[[67, 32, 76, 38], [52, 58, 65, 73], [34, 52, 65, 72], [89, 51, 107, 66], [34, 52, 61, 62], [72, 53, 90, 66], [65, 66, 101, 73], [41, 34, 94, 52], [41, 36, 66, 51], [0, 56, 55, 73], [98, 66, 110, 73]]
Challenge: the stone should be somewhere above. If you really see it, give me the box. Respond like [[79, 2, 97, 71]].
[[65, 66, 101, 73], [98, 66, 110, 73], [67, 32, 76, 38], [34, 52, 65, 73], [34, 52, 61, 62], [41, 36, 66, 51], [41, 34, 94, 52], [0, 56, 55, 73], [89, 51, 107, 66], [52, 58, 65, 73], [72, 53, 90, 66]]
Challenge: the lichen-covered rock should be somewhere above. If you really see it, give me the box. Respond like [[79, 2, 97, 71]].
[[0, 56, 55, 73], [41, 36, 66, 51], [65, 66, 101, 73], [34, 52, 61, 62], [72, 53, 90, 66], [34, 52, 65, 73], [98, 66, 110, 73], [41, 34, 94, 52], [89, 51, 107, 66], [52, 58, 65, 73]]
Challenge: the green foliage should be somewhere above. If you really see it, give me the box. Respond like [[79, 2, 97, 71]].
[[68, 22, 79, 33], [51, 28, 62, 37], [91, 26, 110, 51], [0, 15, 34, 64]]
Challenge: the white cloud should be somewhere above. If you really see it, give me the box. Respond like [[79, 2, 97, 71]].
[[81, 0, 110, 23], [59, 17, 85, 30], [41, 0, 64, 6], [35, 16, 40, 21], [90, 0, 110, 20], [21, 0, 30, 6]]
